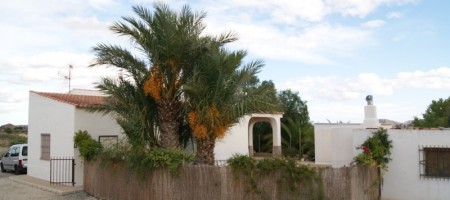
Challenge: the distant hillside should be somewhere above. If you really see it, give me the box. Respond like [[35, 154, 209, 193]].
[[0, 124, 28, 148], [0, 123, 28, 134]]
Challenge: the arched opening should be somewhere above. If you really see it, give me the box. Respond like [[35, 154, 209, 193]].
[[247, 114, 283, 158], [252, 121, 272, 155]]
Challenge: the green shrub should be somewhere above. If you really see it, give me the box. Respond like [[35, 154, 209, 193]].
[[99, 143, 194, 177], [9, 136, 27, 146], [353, 128, 393, 170], [227, 154, 323, 198], [127, 148, 194, 176], [74, 130, 102, 161]]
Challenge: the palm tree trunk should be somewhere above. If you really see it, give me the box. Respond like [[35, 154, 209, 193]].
[[158, 99, 181, 149], [195, 136, 215, 165]]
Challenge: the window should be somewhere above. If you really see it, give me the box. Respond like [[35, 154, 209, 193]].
[[22, 146, 28, 156], [41, 134, 50, 160], [98, 135, 118, 149], [419, 146, 450, 178], [9, 147, 19, 157]]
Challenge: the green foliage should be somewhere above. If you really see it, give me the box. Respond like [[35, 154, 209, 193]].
[[4, 127, 13, 134], [9, 136, 27, 146], [227, 154, 323, 199], [281, 116, 315, 160], [227, 154, 258, 175], [74, 130, 102, 161], [100, 143, 194, 177], [353, 128, 393, 170], [278, 90, 315, 159], [183, 37, 280, 164], [252, 122, 273, 153], [413, 97, 450, 128]]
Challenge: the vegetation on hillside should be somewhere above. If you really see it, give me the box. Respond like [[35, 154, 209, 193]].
[[0, 124, 28, 148]]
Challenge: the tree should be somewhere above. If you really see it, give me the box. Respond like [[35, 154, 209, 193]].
[[413, 97, 450, 128], [281, 117, 314, 159], [278, 90, 314, 159], [4, 127, 13, 134], [87, 72, 159, 148], [92, 3, 235, 149], [278, 90, 310, 127], [184, 44, 279, 165]]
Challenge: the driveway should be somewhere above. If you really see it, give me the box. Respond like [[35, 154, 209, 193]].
[[0, 171, 96, 200]]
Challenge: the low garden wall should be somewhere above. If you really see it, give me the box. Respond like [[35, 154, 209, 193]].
[[84, 160, 378, 200]]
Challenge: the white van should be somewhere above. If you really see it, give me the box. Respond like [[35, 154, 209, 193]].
[[0, 144, 28, 174]]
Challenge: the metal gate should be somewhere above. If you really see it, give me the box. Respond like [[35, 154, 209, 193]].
[[50, 157, 75, 186]]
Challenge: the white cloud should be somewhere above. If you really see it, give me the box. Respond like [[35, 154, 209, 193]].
[[362, 20, 386, 28], [204, 20, 373, 64], [326, 0, 416, 18], [62, 16, 111, 36], [387, 12, 403, 19], [280, 66, 450, 101], [218, 0, 416, 24], [394, 67, 450, 89]]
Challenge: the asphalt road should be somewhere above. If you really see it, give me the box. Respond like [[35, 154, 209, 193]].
[[0, 171, 96, 200]]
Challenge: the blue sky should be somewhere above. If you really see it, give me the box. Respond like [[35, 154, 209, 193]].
[[1, 0, 449, 125]]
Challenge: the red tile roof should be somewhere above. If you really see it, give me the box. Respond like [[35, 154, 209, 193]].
[[32, 91, 106, 108]]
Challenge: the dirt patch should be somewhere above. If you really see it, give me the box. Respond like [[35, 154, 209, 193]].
[[0, 147, 8, 154]]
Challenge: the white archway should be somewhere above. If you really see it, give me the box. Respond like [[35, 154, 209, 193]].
[[248, 113, 283, 157]]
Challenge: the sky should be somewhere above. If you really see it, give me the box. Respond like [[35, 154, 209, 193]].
[[1, 0, 449, 125]]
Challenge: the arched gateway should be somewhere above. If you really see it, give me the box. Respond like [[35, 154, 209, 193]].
[[248, 113, 283, 157]]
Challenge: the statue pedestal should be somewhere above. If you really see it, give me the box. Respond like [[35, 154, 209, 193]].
[[363, 105, 380, 129]]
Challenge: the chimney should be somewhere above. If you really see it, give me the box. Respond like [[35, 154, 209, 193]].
[[363, 95, 380, 129]]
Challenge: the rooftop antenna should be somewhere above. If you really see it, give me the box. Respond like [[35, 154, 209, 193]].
[[58, 65, 73, 93]]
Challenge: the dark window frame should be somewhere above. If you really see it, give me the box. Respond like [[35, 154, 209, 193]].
[[98, 135, 119, 148], [419, 146, 450, 179], [41, 133, 51, 160]]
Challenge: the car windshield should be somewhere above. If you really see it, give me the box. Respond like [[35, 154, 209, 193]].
[[22, 146, 28, 156]]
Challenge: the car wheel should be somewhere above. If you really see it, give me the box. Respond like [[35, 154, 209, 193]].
[[0, 163, 5, 172], [14, 165, 20, 175]]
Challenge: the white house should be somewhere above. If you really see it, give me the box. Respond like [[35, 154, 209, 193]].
[[28, 90, 283, 186], [28, 90, 123, 186], [315, 96, 450, 200]]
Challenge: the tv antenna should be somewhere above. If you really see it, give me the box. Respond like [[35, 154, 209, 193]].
[[58, 65, 73, 92]]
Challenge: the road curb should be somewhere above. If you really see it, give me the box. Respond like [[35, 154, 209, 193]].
[[8, 175, 83, 195]]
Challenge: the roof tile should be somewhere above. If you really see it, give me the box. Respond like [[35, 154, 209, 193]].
[[32, 91, 105, 108]]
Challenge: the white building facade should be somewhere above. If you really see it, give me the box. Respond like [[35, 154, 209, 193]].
[[314, 96, 450, 200], [28, 90, 283, 186], [28, 91, 123, 186]]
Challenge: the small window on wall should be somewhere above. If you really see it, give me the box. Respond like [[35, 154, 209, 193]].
[[98, 135, 118, 149], [41, 134, 50, 160], [419, 146, 450, 179]]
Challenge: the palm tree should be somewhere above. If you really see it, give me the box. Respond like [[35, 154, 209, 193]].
[[94, 3, 235, 149], [184, 45, 279, 165], [281, 117, 314, 159], [89, 45, 159, 148]]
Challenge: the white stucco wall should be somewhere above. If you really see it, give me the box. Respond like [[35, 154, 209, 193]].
[[214, 113, 283, 160], [314, 123, 362, 167], [73, 109, 123, 186], [214, 116, 251, 160], [28, 91, 123, 186], [316, 125, 450, 200], [28, 92, 76, 182], [380, 130, 450, 200]]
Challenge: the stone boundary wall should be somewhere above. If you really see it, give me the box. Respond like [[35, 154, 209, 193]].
[[84, 161, 378, 200]]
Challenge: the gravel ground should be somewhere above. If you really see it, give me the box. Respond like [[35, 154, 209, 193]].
[[0, 171, 97, 200]]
